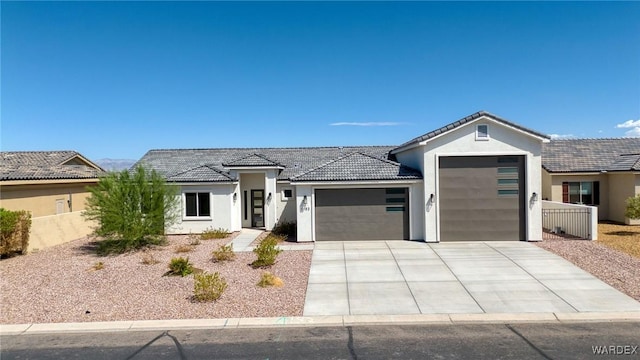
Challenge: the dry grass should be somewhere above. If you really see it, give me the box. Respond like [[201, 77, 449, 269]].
[[598, 222, 640, 258], [174, 244, 195, 253], [257, 272, 284, 288]]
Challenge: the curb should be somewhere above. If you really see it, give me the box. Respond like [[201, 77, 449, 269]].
[[3, 312, 640, 335]]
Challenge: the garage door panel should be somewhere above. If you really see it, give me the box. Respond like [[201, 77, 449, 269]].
[[439, 156, 525, 241], [315, 188, 409, 241]]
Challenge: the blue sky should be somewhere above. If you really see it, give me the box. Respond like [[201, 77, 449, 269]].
[[2, 1, 639, 160]]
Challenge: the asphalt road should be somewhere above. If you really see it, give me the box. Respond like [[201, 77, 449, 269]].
[[2, 322, 639, 360]]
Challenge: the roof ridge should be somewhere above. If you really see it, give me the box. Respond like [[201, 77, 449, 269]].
[[290, 151, 359, 179], [167, 164, 234, 181], [394, 111, 549, 151], [144, 145, 397, 153]]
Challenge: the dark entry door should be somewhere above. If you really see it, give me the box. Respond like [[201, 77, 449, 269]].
[[251, 190, 264, 227], [438, 156, 525, 241]]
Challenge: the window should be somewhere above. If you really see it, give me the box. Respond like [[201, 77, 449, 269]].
[[562, 181, 600, 205], [476, 124, 489, 140], [185, 192, 211, 217], [282, 188, 293, 200]]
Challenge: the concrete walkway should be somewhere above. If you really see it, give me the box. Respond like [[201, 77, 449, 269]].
[[228, 229, 315, 252], [227, 229, 263, 252], [303, 241, 640, 316]]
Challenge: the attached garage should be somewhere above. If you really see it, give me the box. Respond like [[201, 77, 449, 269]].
[[315, 188, 409, 241], [438, 155, 526, 241]]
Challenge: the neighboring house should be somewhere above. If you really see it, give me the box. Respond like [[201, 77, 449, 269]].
[[0, 151, 104, 216], [0, 151, 105, 251], [542, 138, 640, 224], [137, 111, 549, 242]]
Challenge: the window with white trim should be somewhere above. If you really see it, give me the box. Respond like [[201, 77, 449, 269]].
[[185, 192, 211, 217], [476, 124, 489, 141]]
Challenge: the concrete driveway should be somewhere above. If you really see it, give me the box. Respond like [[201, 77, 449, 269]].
[[303, 241, 640, 316]]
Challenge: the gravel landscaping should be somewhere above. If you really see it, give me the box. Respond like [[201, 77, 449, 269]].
[[535, 237, 640, 302], [0, 234, 312, 324]]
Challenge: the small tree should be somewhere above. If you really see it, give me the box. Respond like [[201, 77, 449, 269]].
[[84, 165, 178, 254], [625, 195, 640, 220]]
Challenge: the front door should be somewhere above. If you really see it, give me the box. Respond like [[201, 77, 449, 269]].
[[251, 190, 265, 228]]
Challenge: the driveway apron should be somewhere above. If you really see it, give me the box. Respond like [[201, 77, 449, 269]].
[[303, 241, 640, 316]]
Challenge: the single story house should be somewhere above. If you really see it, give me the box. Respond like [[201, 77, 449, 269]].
[[0, 150, 105, 251], [0, 151, 104, 217], [542, 138, 640, 224], [136, 111, 550, 242], [138, 112, 549, 242]]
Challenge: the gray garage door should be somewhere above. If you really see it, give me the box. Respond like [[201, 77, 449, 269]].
[[315, 188, 409, 241], [439, 156, 525, 241]]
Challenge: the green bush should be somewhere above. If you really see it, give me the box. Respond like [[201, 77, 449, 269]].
[[0, 208, 31, 256], [212, 244, 236, 262], [201, 227, 230, 240], [271, 221, 296, 238], [83, 165, 178, 255], [251, 234, 283, 268], [168, 257, 194, 277], [625, 195, 640, 219], [193, 271, 227, 302]]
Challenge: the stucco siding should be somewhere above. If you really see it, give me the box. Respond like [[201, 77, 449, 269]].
[[417, 118, 544, 242], [29, 211, 96, 252], [547, 174, 609, 220], [276, 183, 296, 224], [0, 182, 96, 217], [168, 184, 235, 234], [609, 173, 638, 224]]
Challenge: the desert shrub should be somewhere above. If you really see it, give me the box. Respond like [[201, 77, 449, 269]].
[[257, 271, 284, 288], [92, 261, 105, 270], [212, 244, 236, 262], [168, 257, 193, 277], [141, 251, 159, 265], [193, 271, 227, 302], [272, 221, 296, 238], [83, 165, 178, 255], [187, 233, 201, 246], [0, 208, 31, 256], [625, 195, 640, 219], [201, 227, 230, 240], [175, 244, 194, 253], [251, 234, 283, 268]]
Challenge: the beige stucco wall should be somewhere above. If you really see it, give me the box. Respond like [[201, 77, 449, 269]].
[[608, 173, 640, 224], [0, 182, 96, 218], [545, 174, 609, 220], [28, 211, 96, 252]]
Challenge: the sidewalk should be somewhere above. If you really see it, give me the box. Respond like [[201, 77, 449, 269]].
[[3, 312, 640, 335]]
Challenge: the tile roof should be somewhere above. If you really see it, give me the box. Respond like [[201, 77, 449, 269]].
[[542, 138, 640, 173], [222, 153, 283, 167], [0, 151, 104, 181], [394, 111, 549, 151], [135, 146, 420, 182], [166, 165, 234, 182], [290, 152, 422, 182]]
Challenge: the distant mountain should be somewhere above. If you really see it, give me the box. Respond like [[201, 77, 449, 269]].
[[95, 158, 137, 171]]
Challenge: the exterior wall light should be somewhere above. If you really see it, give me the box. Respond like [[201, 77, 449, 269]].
[[267, 192, 272, 202], [531, 192, 538, 202], [233, 193, 237, 202], [303, 195, 308, 205]]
